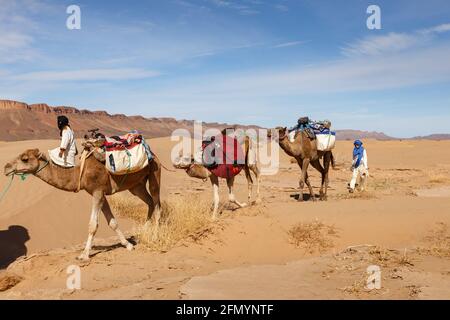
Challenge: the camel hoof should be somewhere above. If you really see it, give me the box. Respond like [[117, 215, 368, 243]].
[[125, 243, 134, 251], [77, 254, 90, 262]]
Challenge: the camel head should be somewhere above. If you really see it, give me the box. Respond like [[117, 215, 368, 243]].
[[267, 127, 287, 141], [173, 154, 210, 180], [4, 149, 46, 176], [173, 154, 194, 170]]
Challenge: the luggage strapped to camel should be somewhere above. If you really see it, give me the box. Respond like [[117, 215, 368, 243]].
[[294, 118, 336, 151], [201, 134, 245, 179], [102, 132, 153, 175]]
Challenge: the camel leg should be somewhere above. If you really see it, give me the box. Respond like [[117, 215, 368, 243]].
[[251, 164, 262, 203], [244, 165, 254, 204], [78, 193, 104, 261], [298, 159, 312, 202], [147, 162, 162, 224], [322, 153, 331, 200], [130, 183, 160, 240], [227, 176, 248, 208], [304, 171, 316, 202], [247, 173, 253, 204], [102, 198, 134, 251], [311, 159, 327, 201], [210, 175, 220, 219]]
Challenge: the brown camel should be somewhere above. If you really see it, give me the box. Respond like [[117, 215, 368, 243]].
[[173, 135, 261, 219], [269, 127, 334, 201], [3, 144, 161, 261]]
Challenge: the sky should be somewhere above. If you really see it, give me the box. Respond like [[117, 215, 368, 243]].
[[1, 0, 450, 138]]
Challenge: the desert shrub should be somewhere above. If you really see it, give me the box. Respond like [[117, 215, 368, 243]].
[[110, 193, 213, 251], [288, 219, 338, 253]]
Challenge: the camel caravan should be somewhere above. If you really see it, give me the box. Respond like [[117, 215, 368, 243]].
[[3, 117, 338, 260]]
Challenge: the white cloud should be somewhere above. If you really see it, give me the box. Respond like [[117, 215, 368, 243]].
[[0, 32, 33, 49], [342, 22, 450, 57], [12, 68, 161, 81], [273, 41, 306, 48], [0, 0, 60, 63], [135, 43, 450, 100], [420, 23, 450, 34], [205, 0, 260, 15], [342, 32, 422, 57], [0, 32, 37, 63], [274, 4, 289, 12]]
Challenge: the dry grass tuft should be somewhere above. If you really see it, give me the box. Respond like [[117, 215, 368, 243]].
[[135, 195, 213, 251], [420, 223, 450, 258], [428, 174, 449, 184], [335, 190, 378, 200], [288, 219, 338, 253], [396, 249, 415, 267], [371, 178, 393, 191], [340, 276, 368, 295], [0, 272, 22, 292], [110, 192, 214, 251], [109, 192, 148, 224]]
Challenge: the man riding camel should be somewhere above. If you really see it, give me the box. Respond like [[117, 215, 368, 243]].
[[48, 115, 78, 167]]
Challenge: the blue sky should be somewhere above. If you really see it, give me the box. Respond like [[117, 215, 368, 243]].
[[1, 0, 450, 137]]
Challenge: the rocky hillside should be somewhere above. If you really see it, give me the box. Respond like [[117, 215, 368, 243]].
[[1, 100, 447, 141], [0, 100, 258, 141]]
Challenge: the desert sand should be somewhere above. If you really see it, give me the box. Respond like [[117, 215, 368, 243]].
[[1, 137, 450, 299]]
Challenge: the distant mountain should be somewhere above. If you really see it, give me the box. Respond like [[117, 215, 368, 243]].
[[1, 100, 448, 141], [0, 100, 259, 141], [411, 134, 450, 140], [334, 130, 395, 141]]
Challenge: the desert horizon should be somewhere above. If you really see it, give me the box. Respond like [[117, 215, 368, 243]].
[[1, 99, 450, 142]]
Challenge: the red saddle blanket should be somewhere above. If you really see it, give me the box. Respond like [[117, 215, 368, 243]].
[[202, 135, 245, 179], [103, 133, 143, 152]]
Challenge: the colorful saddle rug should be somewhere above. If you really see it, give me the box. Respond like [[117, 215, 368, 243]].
[[102, 132, 153, 175], [202, 135, 245, 179]]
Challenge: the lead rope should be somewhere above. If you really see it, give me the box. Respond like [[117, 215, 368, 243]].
[[76, 149, 95, 193], [0, 175, 15, 203], [0, 160, 49, 204]]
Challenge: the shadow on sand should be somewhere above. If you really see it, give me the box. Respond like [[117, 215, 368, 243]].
[[0, 225, 30, 269]]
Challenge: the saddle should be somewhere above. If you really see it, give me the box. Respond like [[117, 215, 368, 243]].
[[84, 131, 153, 175], [296, 118, 333, 140], [201, 134, 245, 179], [103, 133, 143, 151]]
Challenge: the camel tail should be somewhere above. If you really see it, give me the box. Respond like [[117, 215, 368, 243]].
[[150, 151, 176, 172], [330, 151, 337, 170], [243, 137, 253, 184]]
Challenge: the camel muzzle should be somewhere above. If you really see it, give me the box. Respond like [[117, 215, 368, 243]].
[[4, 163, 14, 176]]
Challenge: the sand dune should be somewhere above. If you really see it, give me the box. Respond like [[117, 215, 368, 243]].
[[0, 137, 450, 299]]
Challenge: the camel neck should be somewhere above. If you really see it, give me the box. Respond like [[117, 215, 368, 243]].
[[34, 159, 80, 192], [278, 136, 298, 157]]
